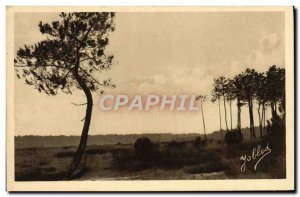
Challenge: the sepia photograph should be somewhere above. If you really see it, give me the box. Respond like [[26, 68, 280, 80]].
[[6, 6, 294, 191]]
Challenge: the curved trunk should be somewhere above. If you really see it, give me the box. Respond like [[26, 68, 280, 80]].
[[200, 101, 207, 141], [66, 60, 93, 179]]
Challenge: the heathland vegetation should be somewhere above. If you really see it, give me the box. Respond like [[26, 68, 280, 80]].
[[14, 11, 286, 180]]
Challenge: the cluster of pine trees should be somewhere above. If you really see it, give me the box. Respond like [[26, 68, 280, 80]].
[[211, 65, 285, 139]]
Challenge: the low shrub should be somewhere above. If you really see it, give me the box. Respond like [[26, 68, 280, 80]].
[[86, 148, 107, 155], [224, 131, 243, 144], [166, 140, 186, 150], [194, 136, 207, 147], [134, 137, 157, 162], [54, 151, 75, 158]]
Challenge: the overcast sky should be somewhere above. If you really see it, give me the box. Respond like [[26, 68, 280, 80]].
[[14, 11, 285, 136]]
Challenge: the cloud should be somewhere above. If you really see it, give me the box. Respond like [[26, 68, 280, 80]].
[[130, 66, 214, 95], [128, 32, 284, 95], [245, 33, 284, 72], [259, 33, 281, 54]]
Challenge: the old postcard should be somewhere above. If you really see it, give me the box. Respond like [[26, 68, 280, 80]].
[[6, 6, 294, 191]]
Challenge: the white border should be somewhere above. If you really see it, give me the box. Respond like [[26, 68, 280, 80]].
[[6, 6, 294, 192]]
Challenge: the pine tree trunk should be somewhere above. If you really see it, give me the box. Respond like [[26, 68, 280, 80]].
[[258, 103, 263, 138], [200, 101, 207, 141], [249, 99, 255, 138], [248, 99, 255, 138], [270, 102, 274, 114], [230, 100, 232, 131], [237, 98, 241, 132], [218, 99, 223, 138], [223, 95, 229, 132], [271, 101, 277, 119], [263, 104, 266, 135], [66, 59, 93, 179]]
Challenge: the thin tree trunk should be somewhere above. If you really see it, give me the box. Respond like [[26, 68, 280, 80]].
[[248, 100, 252, 138], [230, 100, 232, 131], [200, 101, 207, 141], [248, 99, 255, 138], [237, 98, 241, 132], [218, 99, 223, 138], [258, 103, 263, 138], [66, 58, 93, 179], [270, 102, 274, 114], [223, 95, 229, 132], [250, 99, 255, 138], [271, 101, 277, 119], [263, 104, 266, 135]]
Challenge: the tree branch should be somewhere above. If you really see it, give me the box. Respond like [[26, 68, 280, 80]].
[[79, 67, 105, 86], [14, 63, 71, 70]]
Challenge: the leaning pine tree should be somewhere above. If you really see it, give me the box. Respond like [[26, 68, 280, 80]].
[[14, 12, 116, 179]]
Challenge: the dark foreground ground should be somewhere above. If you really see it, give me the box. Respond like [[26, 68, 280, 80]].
[[15, 134, 285, 181]]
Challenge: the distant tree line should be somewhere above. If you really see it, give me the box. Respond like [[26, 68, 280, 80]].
[[210, 65, 285, 139]]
